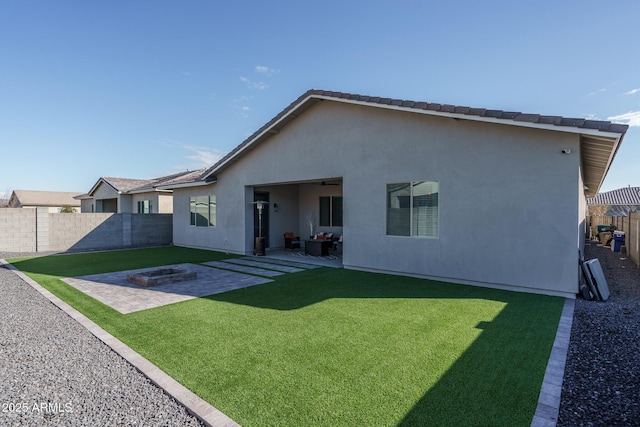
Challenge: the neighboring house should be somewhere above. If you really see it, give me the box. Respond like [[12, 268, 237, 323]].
[[587, 186, 640, 216], [80, 170, 203, 214], [163, 89, 628, 298], [8, 190, 83, 213]]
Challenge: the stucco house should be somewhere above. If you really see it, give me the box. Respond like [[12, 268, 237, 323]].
[[8, 190, 83, 213], [80, 170, 203, 213], [164, 89, 627, 298]]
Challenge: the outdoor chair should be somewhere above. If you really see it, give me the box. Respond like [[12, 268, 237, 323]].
[[284, 232, 301, 251]]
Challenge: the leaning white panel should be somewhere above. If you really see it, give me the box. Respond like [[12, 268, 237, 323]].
[[581, 260, 598, 300], [585, 259, 610, 301]]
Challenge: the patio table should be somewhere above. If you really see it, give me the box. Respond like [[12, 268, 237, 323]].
[[305, 239, 331, 256]]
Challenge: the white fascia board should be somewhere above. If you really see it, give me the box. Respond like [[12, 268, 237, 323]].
[[87, 178, 117, 196], [204, 96, 316, 178], [597, 134, 624, 191], [156, 180, 213, 191], [125, 188, 172, 195]]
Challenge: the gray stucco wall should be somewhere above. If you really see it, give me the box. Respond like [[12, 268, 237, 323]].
[[93, 182, 117, 200], [129, 192, 174, 214], [119, 194, 133, 214], [80, 198, 94, 213], [131, 193, 156, 213], [172, 188, 218, 251], [173, 101, 583, 297], [93, 182, 119, 213], [0, 209, 172, 252]]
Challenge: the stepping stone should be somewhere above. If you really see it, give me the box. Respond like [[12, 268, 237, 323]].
[[245, 257, 322, 269], [202, 261, 284, 277], [223, 258, 304, 273]]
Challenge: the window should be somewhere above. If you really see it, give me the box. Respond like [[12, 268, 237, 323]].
[[319, 196, 343, 227], [319, 197, 330, 226], [137, 200, 152, 214], [190, 195, 216, 227], [387, 181, 438, 238]]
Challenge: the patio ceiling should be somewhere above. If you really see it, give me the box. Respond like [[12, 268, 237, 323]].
[[252, 178, 342, 188]]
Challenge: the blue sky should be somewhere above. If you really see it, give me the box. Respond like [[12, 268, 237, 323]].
[[1, 1, 638, 198]]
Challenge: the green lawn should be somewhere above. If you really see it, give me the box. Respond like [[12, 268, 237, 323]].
[[9, 247, 564, 426]]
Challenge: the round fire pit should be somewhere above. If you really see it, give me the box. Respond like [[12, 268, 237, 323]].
[[127, 268, 197, 287]]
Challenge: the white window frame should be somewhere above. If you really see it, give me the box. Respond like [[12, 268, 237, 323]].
[[189, 195, 216, 227]]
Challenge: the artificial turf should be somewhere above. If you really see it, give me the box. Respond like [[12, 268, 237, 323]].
[[9, 247, 565, 426]]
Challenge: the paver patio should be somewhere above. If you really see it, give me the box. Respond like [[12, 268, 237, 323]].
[[62, 263, 273, 314], [61, 258, 323, 314]]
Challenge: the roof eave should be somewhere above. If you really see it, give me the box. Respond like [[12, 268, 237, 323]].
[[581, 132, 626, 198], [156, 179, 215, 190], [201, 92, 321, 181], [598, 132, 625, 194], [201, 91, 627, 182], [87, 178, 119, 197], [124, 188, 173, 195], [312, 94, 626, 139]]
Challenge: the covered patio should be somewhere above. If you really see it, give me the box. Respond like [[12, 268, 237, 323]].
[[259, 248, 343, 268], [250, 178, 344, 264]]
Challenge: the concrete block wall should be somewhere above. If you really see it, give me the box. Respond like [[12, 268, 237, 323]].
[[0, 209, 37, 252], [131, 214, 173, 246], [36, 208, 50, 251], [48, 213, 121, 251], [0, 209, 173, 253]]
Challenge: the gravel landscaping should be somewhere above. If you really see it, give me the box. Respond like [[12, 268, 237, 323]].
[[558, 242, 640, 426], [0, 252, 204, 427]]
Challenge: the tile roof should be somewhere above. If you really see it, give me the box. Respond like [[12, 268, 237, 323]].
[[587, 187, 640, 206], [201, 89, 629, 184], [94, 170, 205, 194], [102, 177, 151, 193], [303, 90, 629, 133], [148, 170, 204, 188], [10, 190, 83, 207]]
